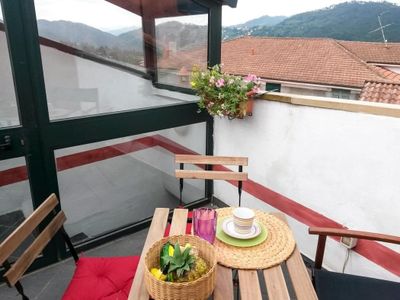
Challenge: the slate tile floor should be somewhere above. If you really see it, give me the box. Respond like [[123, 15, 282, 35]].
[[0, 228, 149, 300]]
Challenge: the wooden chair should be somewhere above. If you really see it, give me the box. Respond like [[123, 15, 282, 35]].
[[175, 154, 248, 207], [163, 155, 248, 237], [0, 194, 140, 300], [309, 227, 400, 300]]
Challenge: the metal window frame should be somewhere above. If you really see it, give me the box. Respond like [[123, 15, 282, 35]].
[[0, 0, 221, 275]]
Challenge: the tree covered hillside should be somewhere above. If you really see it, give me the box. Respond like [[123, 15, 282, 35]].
[[226, 1, 400, 42]]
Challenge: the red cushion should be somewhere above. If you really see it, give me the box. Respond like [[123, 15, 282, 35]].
[[164, 223, 192, 237], [62, 256, 139, 300]]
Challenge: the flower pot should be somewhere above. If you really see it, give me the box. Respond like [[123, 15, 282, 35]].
[[238, 95, 254, 119]]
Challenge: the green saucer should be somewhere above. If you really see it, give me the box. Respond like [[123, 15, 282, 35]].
[[216, 217, 268, 247]]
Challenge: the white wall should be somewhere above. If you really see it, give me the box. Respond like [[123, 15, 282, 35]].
[[214, 99, 400, 282]]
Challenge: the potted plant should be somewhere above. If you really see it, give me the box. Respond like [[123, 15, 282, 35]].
[[190, 64, 261, 119]]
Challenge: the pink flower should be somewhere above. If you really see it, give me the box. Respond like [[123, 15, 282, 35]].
[[244, 74, 258, 83], [215, 78, 225, 88]]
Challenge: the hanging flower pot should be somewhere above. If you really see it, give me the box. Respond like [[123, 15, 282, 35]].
[[238, 91, 256, 119], [191, 65, 261, 120]]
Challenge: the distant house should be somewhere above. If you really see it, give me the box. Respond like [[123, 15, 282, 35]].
[[158, 36, 400, 102], [221, 37, 400, 100]]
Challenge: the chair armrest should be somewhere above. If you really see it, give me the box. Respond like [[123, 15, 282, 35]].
[[309, 227, 400, 245], [309, 227, 400, 270]]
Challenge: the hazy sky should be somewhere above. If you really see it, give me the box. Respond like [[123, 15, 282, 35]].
[[1, 0, 399, 30]]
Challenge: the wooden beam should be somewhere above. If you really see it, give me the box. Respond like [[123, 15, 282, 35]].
[[263, 265, 290, 300], [169, 209, 188, 236], [214, 265, 234, 300], [262, 92, 400, 119], [238, 270, 262, 300], [5, 211, 66, 286], [176, 154, 248, 166], [128, 208, 169, 300], [0, 193, 58, 265], [175, 170, 248, 181]]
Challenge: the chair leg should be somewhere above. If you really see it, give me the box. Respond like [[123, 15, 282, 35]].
[[15, 281, 29, 300], [60, 226, 79, 262], [238, 165, 243, 207], [179, 163, 184, 206]]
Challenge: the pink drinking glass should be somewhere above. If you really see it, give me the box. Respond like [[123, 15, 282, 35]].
[[193, 208, 217, 244]]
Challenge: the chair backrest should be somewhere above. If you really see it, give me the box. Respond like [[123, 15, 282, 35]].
[[0, 193, 75, 288], [175, 154, 248, 206]]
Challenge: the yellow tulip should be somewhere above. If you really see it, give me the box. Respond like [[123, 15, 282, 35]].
[[168, 245, 174, 256], [151, 268, 167, 281]]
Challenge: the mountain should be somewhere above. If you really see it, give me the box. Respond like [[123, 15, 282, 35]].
[[238, 15, 286, 28], [36, 20, 207, 65], [107, 26, 138, 36], [37, 20, 206, 52], [223, 15, 286, 40], [264, 1, 400, 41], [223, 1, 400, 42], [37, 20, 123, 49]]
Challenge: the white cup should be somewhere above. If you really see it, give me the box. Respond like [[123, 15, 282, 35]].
[[232, 207, 255, 234]]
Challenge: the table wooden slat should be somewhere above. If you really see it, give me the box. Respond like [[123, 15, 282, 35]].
[[214, 265, 234, 300], [238, 270, 262, 300], [128, 208, 170, 300], [286, 247, 318, 300], [263, 265, 290, 300], [271, 212, 318, 300], [169, 209, 188, 236]]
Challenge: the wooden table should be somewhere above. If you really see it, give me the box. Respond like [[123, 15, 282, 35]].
[[128, 208, 318, 300]]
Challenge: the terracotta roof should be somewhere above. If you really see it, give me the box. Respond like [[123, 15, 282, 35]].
[[360, 81, 400, 104], [339, 41, 400, 65], [221, 37, 394, 88], [373, 66, 400, 82], [158, 46, 207, 70]]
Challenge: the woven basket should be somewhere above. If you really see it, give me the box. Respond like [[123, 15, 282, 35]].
[[144, 235, 217, 300]]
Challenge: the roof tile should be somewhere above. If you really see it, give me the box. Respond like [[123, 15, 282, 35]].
[[360, 81, 400, 104]]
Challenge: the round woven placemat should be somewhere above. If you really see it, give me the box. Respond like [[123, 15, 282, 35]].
[[214, 207, 296, 269]]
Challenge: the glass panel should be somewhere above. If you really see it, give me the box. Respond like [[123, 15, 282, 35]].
[[156, 12, 208, 88], [0, 3, 19, 128], [34, 0, 199, 120], [0, 157, 34, 262], [34, 0, 144, 70], [55, 123, 206, 243]]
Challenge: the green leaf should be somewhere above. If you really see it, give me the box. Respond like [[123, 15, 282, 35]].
[[160, 242, 172, 273]]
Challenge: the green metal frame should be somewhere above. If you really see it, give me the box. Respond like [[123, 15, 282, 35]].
[[0, 0, 222, 275]]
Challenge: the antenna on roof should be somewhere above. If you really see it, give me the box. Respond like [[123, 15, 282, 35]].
[[369, 12, 392, 47]]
